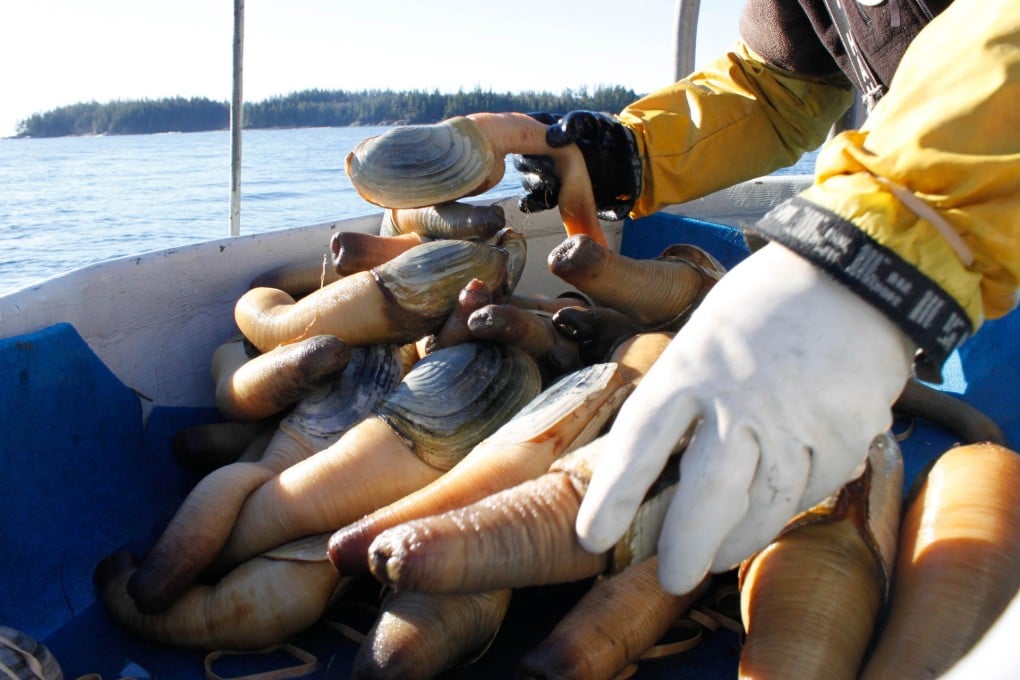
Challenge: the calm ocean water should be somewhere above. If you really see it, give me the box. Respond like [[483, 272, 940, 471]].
[[0, 127, 815, 295]]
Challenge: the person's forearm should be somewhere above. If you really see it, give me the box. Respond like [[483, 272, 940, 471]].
[[786, 0, 1020, 340], [619, 42, 853, 216]]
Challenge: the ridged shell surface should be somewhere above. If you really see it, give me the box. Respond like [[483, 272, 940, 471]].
[[279, 344, 404, 452], [380, 202, 506, 240], [374, 342, 542, 470], [487, 362, 619, 447], [0, 627, 64, 680], [373, 239, 508, 317], [346, 117, 496, 209]]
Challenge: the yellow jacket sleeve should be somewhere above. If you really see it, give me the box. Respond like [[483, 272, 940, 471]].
[[795, 0, 1020, 331], [618, 41, 853, 216]]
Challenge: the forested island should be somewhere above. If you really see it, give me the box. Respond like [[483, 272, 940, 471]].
[[15, 87, 640, 138]]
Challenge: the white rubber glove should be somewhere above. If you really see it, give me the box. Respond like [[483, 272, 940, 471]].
[[575, 242, 916, 594]]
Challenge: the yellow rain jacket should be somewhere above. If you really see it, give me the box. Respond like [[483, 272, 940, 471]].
[[617, 0, 1018, 373]]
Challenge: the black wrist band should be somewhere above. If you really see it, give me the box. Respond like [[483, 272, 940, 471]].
[[750, 196, 972, 381]]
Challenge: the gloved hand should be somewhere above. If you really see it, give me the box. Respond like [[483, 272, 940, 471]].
[[575, 242, 916, 595], [513, 111, 641, 221]]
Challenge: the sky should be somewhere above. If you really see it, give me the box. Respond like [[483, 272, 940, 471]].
[[0, 0, 745, 138]]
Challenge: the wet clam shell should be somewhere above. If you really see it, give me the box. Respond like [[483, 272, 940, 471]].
[[374, 342, 542, 470], [278, 344, 404, 453], [374, 238, 509, 318], [495, 227, 528, 294], [380, 201, 506, 240], [0, 627, 63, 680], [347, 117, 496, 209], [487, 361, 623, 453], [545, 436, 681, 574], [609, 463, 679, 574]]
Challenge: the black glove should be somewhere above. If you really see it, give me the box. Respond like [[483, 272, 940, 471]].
[[513, 111, 642, 221]]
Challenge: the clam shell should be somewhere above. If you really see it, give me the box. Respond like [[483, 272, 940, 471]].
[[374, 342, 542, 470], [346, 117, 496, 209], [659, 244, 726, 278], [495, 227, 528, 294], [860, 432, 904, 589], [546, 436, 681, 573], [279, 344, 404, 453], [0, 627, 64, 680], [263, 532, 332, 563], [380, 201, 506, 240], [487, 361, 623, 452], [374, 238, 509, 319], [776, 432, 903, 594], [736, 434, 904, 679], [610, 457, 680, 573]]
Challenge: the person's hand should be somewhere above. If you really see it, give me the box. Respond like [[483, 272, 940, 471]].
[[575, 242, 915, 594], [513, 111, 641, 221]]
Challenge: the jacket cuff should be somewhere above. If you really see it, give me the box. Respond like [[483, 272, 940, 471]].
[[750, 196, 972, 380]]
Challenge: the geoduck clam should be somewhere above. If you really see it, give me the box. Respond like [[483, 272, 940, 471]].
[[365, 431, 681, 594], [547, 236, 726, 329], [330, 231, 426, 276], [210, 333, 352, 422], [379, 201, 506, 241], [860, 442, 1020, 678], [371, 341, 543, 471], [209, 341, 542, 570], [517, 557, 709, 680], [327, 332, 672, 578], [329, 360, 630, 576], [97, 533, 348, 651], [352, 588, 513, 680], [466, 303, 584, 381], [422, 274, 583, 358], [346, 116, 499, 209], [346, 112, 605, 246], [127, 344, 405, 614], [277, 344, 407, 452], [737, 433, 903, 680], [235, 235, 514, 352]]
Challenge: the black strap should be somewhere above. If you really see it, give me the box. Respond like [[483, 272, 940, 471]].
[[821, 0, 942, 112], [752, 196, 972, 379], [820, 0, 888, 111]]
